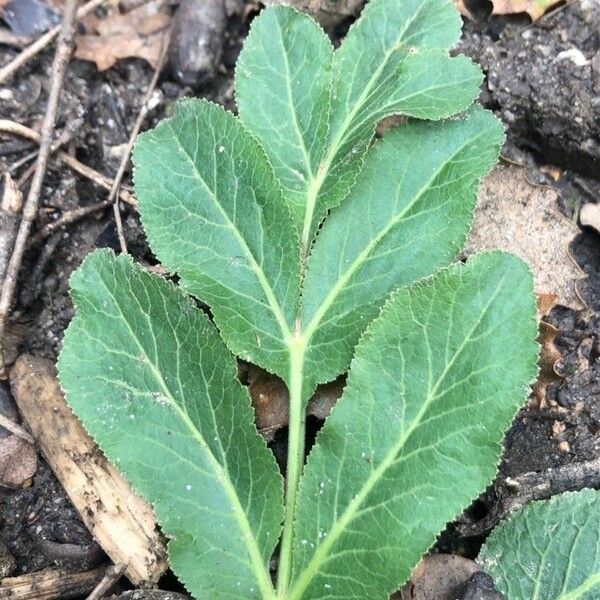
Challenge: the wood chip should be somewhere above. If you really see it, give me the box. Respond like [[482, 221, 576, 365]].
[[9, 355, 167, 586]]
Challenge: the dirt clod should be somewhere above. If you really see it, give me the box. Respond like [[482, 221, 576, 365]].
[[460, 0, 600, 176]]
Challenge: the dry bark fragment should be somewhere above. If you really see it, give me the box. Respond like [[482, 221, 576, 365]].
[[0, 174, 23, 287], [9, 355, 167, 586], [0, 567, 104, 600]]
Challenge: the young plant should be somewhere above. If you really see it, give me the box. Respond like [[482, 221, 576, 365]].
[[479, 489, 600, 599], [58, 0, 539, 598]]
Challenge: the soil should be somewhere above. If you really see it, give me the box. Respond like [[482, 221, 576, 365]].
[[0, 1, 599, 598]]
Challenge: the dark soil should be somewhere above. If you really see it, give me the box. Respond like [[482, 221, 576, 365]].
[[0, 1, 599, 598]]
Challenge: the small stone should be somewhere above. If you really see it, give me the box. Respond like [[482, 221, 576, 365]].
[[456, 572, 504, 600]]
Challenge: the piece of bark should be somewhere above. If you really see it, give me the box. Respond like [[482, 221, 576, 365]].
[[0, 174, 23, 287], [168, 0, 225, 86], [0, 567, 104, 600], [9, 355, 167, 586]]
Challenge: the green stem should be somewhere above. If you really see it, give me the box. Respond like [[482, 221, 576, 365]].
[[276, 340, 306, 597]]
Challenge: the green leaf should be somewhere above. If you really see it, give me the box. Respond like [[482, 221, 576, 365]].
[[58, 250, 283, 600], [479, 489, 600, 600], [235, 6, 333, 221], [236, 0, 483, 246], [300, 105, 504, 386], [289, 252, 538, 600], [133, 98, 301, 382]]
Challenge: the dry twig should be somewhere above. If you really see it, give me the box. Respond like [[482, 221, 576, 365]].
[[10, 355, 168, 584], [0, 175, 23, 285], [0, 567, 105, 600], [29, 200, 113, 244], [0, 412, 34, 444], [456, 455, 600, 537], [0, 120, 136, 207], [108, 27, 172, 254], [0, 0, 78, 373], [0, 0, 105, 85], [85, 564, 127, 600]]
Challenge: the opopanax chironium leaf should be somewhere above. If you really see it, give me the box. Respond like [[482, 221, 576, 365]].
[[58, 0, 540, 598], [290, 252, 538, 600], [58, 251, 283, 600], [479, 489, 600, 600]]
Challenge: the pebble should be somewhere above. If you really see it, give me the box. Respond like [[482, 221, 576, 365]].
[[456, 572, 503, 600]]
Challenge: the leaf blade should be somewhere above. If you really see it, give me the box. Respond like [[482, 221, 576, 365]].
[[133, 98, 300, 381], [301, 106, 504, 387], [58, 250, 282, 600], [235, 6, 333, 223], [479, 489, 600, 600], [290, 252, 538, 600]]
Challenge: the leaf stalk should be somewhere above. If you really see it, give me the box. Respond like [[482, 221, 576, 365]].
[[277, 338, 307, 597]]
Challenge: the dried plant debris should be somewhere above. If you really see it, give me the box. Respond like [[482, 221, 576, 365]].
[[0, 384, 36, 487], [0, 174, 23, 288], [0, 566, 105, 600], [248, 364, 343, 441], [9, 355, 167, 585], [453, 0, 562, 20], [464, 164, 584, 310], [487, 0, 563, 20], [0, 434, 37, 488], [168, 0, 225, 86], [398, 554, 484, 600], [74, 0, 171, 71], [0, 0, 60, 37]]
